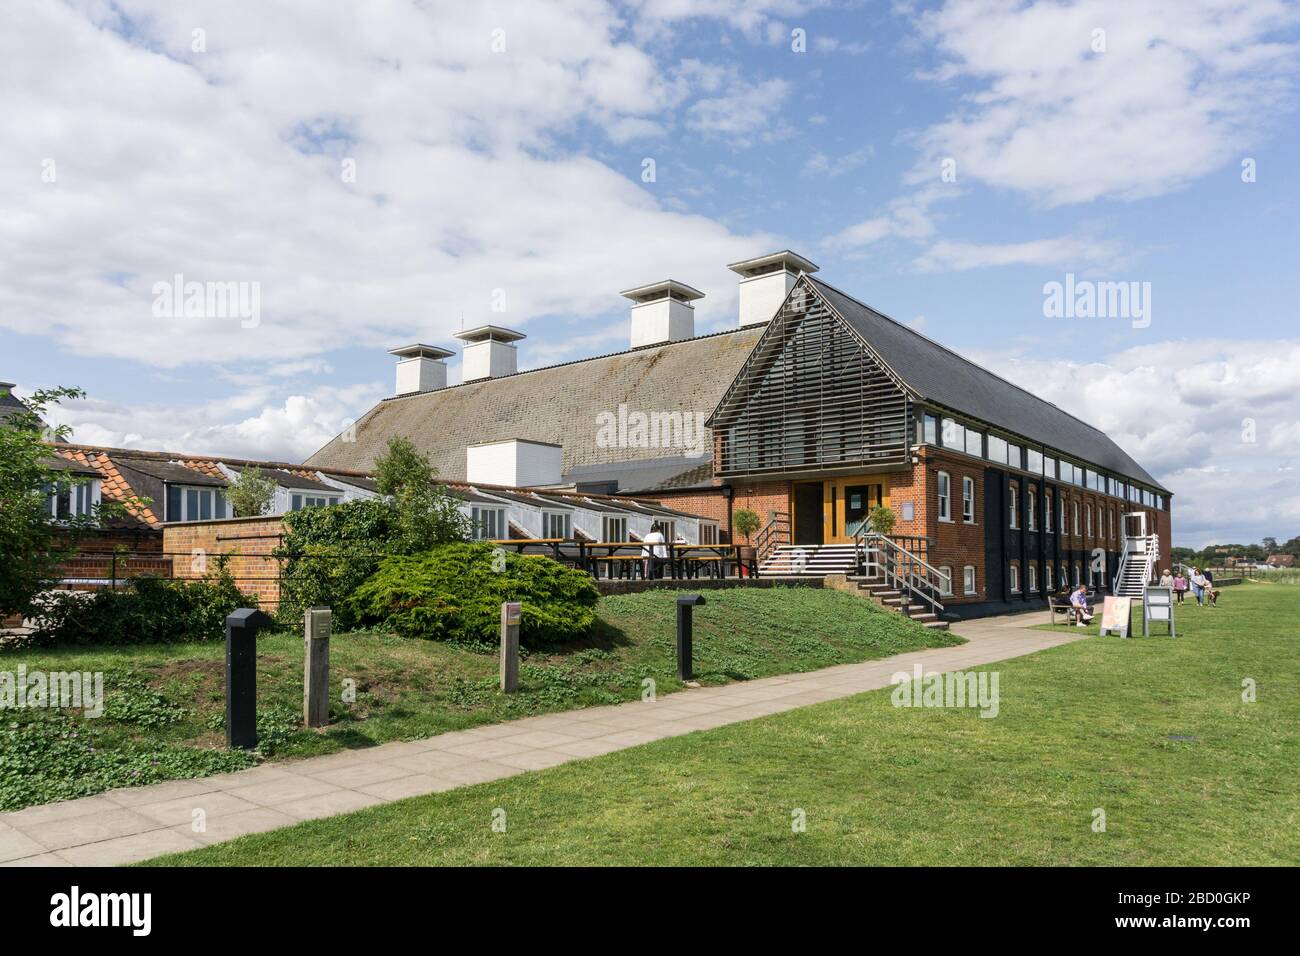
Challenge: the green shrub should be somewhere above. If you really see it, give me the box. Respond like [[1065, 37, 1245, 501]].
[[28, 567, 256, 647], [275, 493, 469, 630], [347, 543, 599, 644]]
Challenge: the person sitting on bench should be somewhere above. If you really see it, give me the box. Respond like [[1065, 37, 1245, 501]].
[[1069, 584, 1094, 627]]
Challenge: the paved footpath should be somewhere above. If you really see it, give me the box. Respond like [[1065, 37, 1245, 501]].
[[0, 610, 1083, 867]]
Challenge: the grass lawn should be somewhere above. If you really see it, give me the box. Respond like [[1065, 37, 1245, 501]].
[[146, 581, 1299, 866], [0, 586, 957, 811]]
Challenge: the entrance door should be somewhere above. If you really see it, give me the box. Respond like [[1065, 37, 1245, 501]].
[[792, 482, 825, 545], [826, 478, 887, 543]]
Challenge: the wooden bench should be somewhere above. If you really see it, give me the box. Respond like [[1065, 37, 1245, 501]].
[[1047, 592, 1078, 624]]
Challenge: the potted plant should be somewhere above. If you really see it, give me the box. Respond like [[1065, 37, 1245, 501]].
[[732, 508, 761, 577]]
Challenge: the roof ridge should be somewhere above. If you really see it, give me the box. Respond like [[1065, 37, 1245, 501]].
[[806, 274, 1114, 441], [376, 323, 760, 406]]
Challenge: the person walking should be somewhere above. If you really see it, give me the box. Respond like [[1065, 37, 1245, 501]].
[[1173, 570, 1188, 603], [1190, 568, 1208, 606], [1159, 569, 1173, 588]]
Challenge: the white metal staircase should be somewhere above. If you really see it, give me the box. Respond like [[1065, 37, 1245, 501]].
[[758, 544, 861, 576], [1113, 512, 1160, 597]]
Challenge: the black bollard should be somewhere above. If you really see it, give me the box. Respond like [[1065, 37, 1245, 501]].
[[225, 608, 274, 750], [676, 594, 706, 682]]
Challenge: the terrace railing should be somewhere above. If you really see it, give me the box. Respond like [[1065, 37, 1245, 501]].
[[754, 511, 791, 564]]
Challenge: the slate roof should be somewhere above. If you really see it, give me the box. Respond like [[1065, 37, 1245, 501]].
[[807, 276, 1169, 492], [305, 327, 765, 486]]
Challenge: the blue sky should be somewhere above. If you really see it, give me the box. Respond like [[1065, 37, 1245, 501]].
[[2, 0, 1299, 547]]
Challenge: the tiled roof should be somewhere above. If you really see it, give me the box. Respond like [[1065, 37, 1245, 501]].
[[807, 276, 1169, 492], [304, 327, 764, 482]]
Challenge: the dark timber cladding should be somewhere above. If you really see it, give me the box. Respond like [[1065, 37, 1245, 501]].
[[709, 278, 909, 476]]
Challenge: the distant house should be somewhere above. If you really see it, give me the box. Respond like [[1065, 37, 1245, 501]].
[[1265, 553, 1295, 568]]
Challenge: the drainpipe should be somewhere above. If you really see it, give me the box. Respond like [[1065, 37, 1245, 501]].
[[723, 484, 734, 543]]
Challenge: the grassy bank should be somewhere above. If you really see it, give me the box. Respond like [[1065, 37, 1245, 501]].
[[148, 581, 1298, 866], [0, 586, 957, 811]]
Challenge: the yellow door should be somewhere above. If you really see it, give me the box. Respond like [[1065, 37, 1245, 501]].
[[826, 478, 887, 544]]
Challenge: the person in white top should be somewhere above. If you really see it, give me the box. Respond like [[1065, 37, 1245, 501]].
[[642, 523, 667, 579]]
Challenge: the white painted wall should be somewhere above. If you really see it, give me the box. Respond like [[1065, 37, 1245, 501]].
[[466, 440, 562, 487], [738, 269, 798, 326], [462, 340, 517, 380], [630, 297, 695, 348], [394, 357, 447, 395]]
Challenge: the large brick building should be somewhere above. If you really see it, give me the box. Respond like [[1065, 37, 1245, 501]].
[[307, 250, 1172, 619]]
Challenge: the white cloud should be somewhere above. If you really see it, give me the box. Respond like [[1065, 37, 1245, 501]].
[[908, 0, 1300, 206], [912, 235, 1122, 272], [44, 381, 387, 463], [801, 146, 873, 178], [972, 339, 1300, 547], [0, 1, 782, 374], [685, 75, 793, 144]]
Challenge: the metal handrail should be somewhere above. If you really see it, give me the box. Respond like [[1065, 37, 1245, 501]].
[[1114, 533, 1160, 593], [854, 529, 948, 614], [754, 511, 790, 563]]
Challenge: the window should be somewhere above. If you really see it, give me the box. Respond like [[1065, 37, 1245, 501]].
[[919, 413, 937, 445], [1073, 563, 1082, 587], [1043, 456, 1056, 479], [1045, 491, 1053, 532], [1029, 563, 1038, 592], [602, 516, 627, 541], [938, 566, 953, 596], [987, 435, 1008, 464], [1072, 501, 1080, 535], [1007, 443, 1022, 470], [290, 493, 340, 511], [1110, 509, 1117, 540], [700, 523, 719, 545], [1059, 497, 1066, 534], [1027, 449, 1043, 475], [166, 485, 228, 522], [941, 418, 965, 450], [542, 511, 572, 539], [965, 429, 983, 457], [471, 506, 506, 540], [963, 566, 976, 596], [1086, 505, 1093, 538], [937, 471, 951, 521], [1045, 563, 1054, 591], [1010, 563, 1020, 592], [1009, 485, 1020, 529], [1060, 565, 1069, 590], [962, 476, 975, 523], [44, 480, 99, 521], [1026, 487, 1037, 531]]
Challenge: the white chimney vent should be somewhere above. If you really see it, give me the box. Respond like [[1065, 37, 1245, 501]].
[[388, 344, 453, 395], [454, 325, 525, 381], [619, 279, 704, 348], [467, 438, 563, 487], [727, 250, 820, 326]]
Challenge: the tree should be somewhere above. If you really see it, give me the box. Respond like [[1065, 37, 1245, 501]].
[[0, 386, 122, 615], [373, 437, 470, 549], [732, 508, 761, 544], [226, 466, 277, 517], [1261, 536, 1278, 554]]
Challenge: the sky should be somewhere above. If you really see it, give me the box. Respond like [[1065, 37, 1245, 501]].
[[2, 0, 1299, 549]]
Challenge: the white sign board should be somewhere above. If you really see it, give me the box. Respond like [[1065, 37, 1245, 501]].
[[1099, 596, 1132, 638]]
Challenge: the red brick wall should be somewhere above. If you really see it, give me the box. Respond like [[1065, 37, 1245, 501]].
[[163, 517, 285, 610], [651, 480, 790, 544]]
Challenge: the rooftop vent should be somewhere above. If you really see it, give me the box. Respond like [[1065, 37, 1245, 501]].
[[454, 325, 525, 381], [388, 344, 454, 396], [467, 438, 562, 488], [727, 250, 819, 326], [619, 279, 704, 348]]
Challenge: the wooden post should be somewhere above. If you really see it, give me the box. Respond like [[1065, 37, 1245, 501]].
[[304, 607, 331, 728], [500, 601, 521, 693]]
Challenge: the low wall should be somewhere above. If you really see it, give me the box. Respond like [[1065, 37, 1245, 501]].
[[163, 516, 286, 610], [596, 576, 822, 596]]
